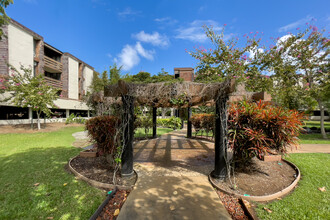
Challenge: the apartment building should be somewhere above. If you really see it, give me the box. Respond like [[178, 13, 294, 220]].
[[0, 19, 94, 124]]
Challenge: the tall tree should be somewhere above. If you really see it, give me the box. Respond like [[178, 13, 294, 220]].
[[109, 63, 122, 84], [189, 25, 262, 83], [260, 26, 329, 139], [89, 71, 103, 92], [2, 65, 59, 130], [0, 0, 13, 40]]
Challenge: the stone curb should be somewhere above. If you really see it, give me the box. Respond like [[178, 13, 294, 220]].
[[68, 155, 137, 190], [209, 159, 301, 202]]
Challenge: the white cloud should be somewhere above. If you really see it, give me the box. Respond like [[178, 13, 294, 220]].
[[175, 20, 227, 43], [248, 48, 264, 59], [154, 17, 177, 24], [115, 43, 154, 71], [133, 31, 169, 47], [278, 15, 313, 32], [118, 7, 140, 18], [135, 42, 154, 60]]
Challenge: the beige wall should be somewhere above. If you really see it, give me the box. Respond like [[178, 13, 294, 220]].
[[84, 66, 93, 93], [54, 98, 89, 110], [8, 24, 34, 75], [68, 57, 79, 99]]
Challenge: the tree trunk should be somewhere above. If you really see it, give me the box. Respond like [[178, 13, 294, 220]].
[[317, 99, 328, 139], [37, 112, 41, 130]]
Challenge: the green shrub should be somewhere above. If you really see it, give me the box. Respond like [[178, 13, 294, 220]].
[[85, 116, 121, 159], [228, 100, 305, 166], [65, 113, 86, 124], [157, 117, 182, 130], [135, 115, 153, 137]]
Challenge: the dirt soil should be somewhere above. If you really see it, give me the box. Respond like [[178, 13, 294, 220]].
[[96, 190, 130, 220], [0, 122, 83, 134], [70, 156, 137, 186], [211, 157, 297, 196]]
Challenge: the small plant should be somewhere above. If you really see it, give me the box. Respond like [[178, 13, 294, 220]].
[[135, 115, 153, 137], [65, 113, 86, 124]]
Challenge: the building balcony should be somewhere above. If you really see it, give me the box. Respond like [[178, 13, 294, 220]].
[[44, 56, 63, 73], [44, 76, 63, 89]]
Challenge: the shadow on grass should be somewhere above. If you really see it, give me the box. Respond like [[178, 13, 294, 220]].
[[0, 147, 104, 219]]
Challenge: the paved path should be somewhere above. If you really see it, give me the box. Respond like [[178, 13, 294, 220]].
[[118, 129, 231, 220], [289, 144, 330, 153]]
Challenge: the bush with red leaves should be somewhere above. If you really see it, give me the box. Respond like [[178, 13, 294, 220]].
[[85, 116, 121, 157]]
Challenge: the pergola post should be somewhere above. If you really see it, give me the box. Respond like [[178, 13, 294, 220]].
[[212, 95, 229, 179], [121, 95, 135, 176], [152, 107, 157, 138], [187, 107, 192, 138]]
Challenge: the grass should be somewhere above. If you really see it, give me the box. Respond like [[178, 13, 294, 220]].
[[256, 153, 330, 220], [134, 127, 174, 138], [303, 120, 330, 129], [0, 126, 105, 219], [299, 133, 330, 144]]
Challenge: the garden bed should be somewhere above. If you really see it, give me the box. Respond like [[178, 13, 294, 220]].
[[69, 156, 137, 189], [91, 189, 130, 220], [210, 157, 300, 200]]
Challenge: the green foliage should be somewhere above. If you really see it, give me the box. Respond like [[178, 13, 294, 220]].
[[89, 71, 104, 92], [134, 115, 152, 137], [0, 0, 13, 40], [85, 116, 121, 162], [189, 25, 262, 83], [132, 71, 151, 82], [2, 65, 59, 129], [228, 100, 305, 166], [157, 117, 182, 130], [109, 63, 122, 84], [65, 113, 86, 125]]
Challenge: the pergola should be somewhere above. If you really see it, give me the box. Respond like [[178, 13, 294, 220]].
[[102, 79, 270, 179]]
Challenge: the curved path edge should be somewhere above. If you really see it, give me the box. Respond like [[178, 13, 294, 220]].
[[209, 159, 301, 202], [68, 155, 137, 190]]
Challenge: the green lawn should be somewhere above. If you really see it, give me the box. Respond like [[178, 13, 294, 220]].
[[0, 126, 104, 219], [299, 133, 330, 144], [256, 153, 330, 220], [303, 120, 330, 129], [134, 127, 174, 138]]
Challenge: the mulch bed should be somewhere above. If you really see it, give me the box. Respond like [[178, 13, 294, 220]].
[[96, 190, 130, 220], [70, 156, 137, 186], [211, 157, 297, 196], [217, 191, 249, 220]]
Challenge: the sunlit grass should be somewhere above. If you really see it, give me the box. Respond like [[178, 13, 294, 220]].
[[256, 153, 330, 220], [0, 127, 104, 219]]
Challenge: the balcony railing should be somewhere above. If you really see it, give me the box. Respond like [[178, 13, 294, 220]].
[[44, 76, 63, 89], [44, 56, 63, 72]]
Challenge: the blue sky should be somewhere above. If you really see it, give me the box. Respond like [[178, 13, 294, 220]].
[[6, 0, 330, 76]]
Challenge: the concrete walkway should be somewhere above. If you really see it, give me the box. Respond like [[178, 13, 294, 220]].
[[118, 129, 231, 220], [289, 144, 330, 153]]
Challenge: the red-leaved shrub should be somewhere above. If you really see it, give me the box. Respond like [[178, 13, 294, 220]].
[[191, 101, 305, 166], [228, 100, 305, 165], [85, 116, 121, 156], [190, 113, 214, 137]]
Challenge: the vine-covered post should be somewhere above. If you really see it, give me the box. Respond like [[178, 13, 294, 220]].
[[152, 107, 157, 138], [121, 95, 135, 176], [212, 95, 228, 179], [187, 107, 192, 138]]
